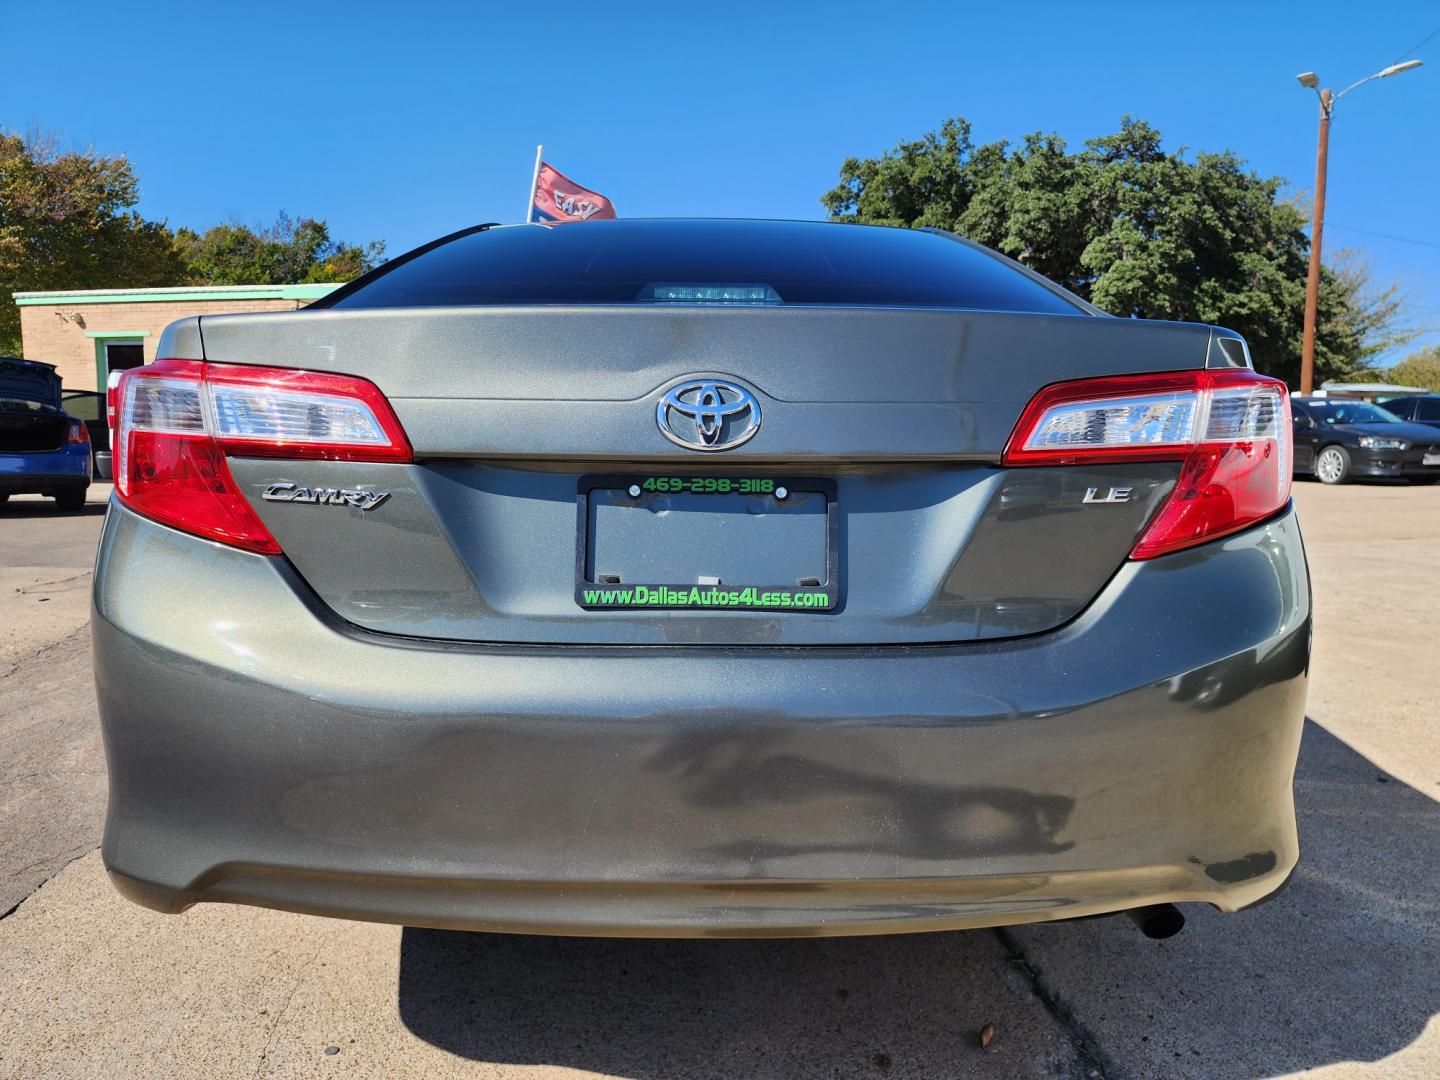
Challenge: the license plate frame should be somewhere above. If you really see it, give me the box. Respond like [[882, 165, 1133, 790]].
[[1423, 451, 1440, 466], [574, 474, 840, 612]]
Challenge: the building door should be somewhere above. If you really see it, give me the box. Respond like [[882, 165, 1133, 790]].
[[104, 341, 145, 379]]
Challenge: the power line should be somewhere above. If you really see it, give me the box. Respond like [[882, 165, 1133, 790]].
[[1329, 223, 1440, 251], [1393, 23, 1440, 63]]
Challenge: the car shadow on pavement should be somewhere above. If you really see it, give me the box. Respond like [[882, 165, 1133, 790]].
[[397, 721, 1440, 1078], [0, 501, 107, 518]]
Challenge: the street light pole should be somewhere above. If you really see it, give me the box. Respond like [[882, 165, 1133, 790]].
[[1295, 59, 1423, 396], [1299, 88, 1332, 396], [1301, 90, 1330, 397]]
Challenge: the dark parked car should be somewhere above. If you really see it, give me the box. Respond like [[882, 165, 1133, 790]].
[[1291, 396, 1440, 484], [94, 219, 1308, 940], [1382, 394, 1440, 429], [0, 356, 92, 508]]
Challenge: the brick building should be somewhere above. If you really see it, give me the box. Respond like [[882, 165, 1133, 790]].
[[12, 284, 339, 392]]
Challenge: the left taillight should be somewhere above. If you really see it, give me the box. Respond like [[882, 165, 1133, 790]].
[[1003, 368, 1291, 559], [114, 359, 412, 555]]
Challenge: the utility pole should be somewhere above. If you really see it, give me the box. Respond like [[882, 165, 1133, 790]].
[[1295, 60, 1422, 395], [1299, 88, 1332, 397]]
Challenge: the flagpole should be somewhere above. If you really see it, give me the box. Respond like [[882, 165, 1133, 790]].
[[525, 144, 543, 223]]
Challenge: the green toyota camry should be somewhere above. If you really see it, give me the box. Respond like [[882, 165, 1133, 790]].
[[93, 218, 1307, 940]]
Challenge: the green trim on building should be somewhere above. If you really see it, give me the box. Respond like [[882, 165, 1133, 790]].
[[14, 284, 339, 306], [84, 330, 152, 339]]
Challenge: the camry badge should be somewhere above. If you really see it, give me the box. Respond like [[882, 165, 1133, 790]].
[[262, 482, 389, 511], [656, 379, 761, 452]]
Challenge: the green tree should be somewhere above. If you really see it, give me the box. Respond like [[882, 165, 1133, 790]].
[[0, 129, 189, 354], [822, 116, 1409, 386], [1387, 345, 1440, 391], [175, 212, 383, 286]]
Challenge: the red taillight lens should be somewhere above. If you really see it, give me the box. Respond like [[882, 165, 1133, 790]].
[[67, 421, 89, 445], [105, 374, 119, 451], [1004, 369, 1291, 559], [120, 428, 282, 553], [113, 360, 411, 555]]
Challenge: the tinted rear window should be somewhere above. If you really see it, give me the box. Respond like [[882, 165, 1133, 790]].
[[1384, 398, 1415, 418], [321, 220, 1085, 315]]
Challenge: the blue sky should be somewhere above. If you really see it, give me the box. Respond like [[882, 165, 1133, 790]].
[[6, 0, 1438, 363]]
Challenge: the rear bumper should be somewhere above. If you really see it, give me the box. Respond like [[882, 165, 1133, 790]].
[[94, 502, 1310, 937], [0, 446, 90, 492]]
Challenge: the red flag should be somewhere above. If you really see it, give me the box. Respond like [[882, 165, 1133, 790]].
[[531, 162, 617, 222]]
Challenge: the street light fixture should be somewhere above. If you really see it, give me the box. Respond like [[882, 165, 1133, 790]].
[[1294, 58, 1423, 395], [1379, 59, 1424, 77]]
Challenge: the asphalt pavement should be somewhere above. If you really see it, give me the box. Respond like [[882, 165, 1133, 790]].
[[1, 481, 1437, 1079]]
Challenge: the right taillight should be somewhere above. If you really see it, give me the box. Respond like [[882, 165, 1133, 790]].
[[114, 359, 411, 554], [1003, 368, 1291, 559]]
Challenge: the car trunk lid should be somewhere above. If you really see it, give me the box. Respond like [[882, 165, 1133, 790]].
[[195, 306, 1211, 646], [1, 358, 66, 453], [0, 357, 61, 408]]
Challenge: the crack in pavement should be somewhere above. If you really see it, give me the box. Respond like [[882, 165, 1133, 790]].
[[14, 570, 92, 594], [250, 928, 342, 1079], [0, 767, 106, 789], [0, 631, 83, 683], [994, 926, 1119, 1079], [1, 620, 106, 915], [0, 845, 98, 922]]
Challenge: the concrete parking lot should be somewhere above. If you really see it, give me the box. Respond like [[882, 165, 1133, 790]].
[[2, 481, 1437, 1079]]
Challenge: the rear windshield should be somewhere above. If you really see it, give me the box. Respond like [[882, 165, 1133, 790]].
[[320, 220, 1086, 315], [0, 397, 59, 414]]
